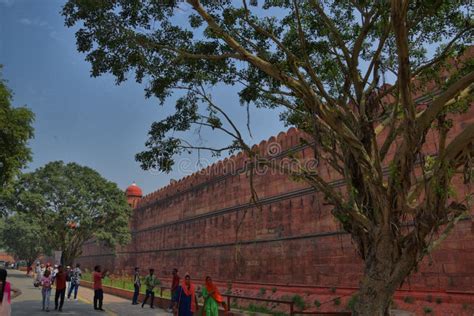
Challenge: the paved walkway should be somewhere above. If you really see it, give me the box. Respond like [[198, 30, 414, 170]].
[[8, 269, 168, 316]]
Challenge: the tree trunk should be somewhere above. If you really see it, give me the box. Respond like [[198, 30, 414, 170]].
[[354, 271, 397, 316], [353, 231, 409, 316], [63, 251, 73, 267]]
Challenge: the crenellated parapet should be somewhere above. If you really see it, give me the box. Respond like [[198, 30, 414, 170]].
[[136, 127, 311, 210]]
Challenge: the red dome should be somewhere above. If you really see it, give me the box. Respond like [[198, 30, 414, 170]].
[[126, 182, 143, 197]]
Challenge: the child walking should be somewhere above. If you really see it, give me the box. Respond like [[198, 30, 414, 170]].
[[41, 269, 53, 312]]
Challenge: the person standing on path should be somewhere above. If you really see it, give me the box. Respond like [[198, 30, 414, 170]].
[[53, 265, 66, 312], [65, 266, 72, 297], [34, 262, 42, 282], [93, 265, 107, 311], [0, 269, 22, 316], [41, 269, 53, 312], [168, 268, 180, 312], [67, 263, 82, 301], [132, 267, 141, 305], [201, 276, 225, 316], [174, 274, 198, 316], [141, 268, 159, 309]]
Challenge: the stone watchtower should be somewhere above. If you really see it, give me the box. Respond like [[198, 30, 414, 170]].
[[125, 182, 143, 209]]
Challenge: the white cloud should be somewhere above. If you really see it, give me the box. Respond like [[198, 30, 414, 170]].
[[19, 18, 32, 25], [18, 16, 62, 41], [49, 31, 60, 41], [19, 17, 50, 28], [0, 0, 14, 7]]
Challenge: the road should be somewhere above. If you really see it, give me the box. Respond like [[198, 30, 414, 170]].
[[7, 269, 169, 316]]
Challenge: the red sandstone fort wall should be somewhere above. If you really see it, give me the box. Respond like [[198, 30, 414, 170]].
[[77, 108, 474, 293]]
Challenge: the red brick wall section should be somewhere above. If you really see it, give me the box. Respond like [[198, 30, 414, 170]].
[[77, 108, 474, 294]]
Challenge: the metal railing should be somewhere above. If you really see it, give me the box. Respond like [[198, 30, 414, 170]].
[[157, 285, 295, 314], [81, 278, 351, 316], [158, 285, 351, 316], [292, 312, 351, 315], [222, 293, 295, 315]]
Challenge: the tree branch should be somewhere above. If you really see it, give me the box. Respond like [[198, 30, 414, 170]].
[[417, 70, 474, 133], [391, 0, 415, 123], [412, 27, 472, 77]]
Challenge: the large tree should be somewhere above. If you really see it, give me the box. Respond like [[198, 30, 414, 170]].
[[0, 213, 50, 267], [8, 161, 131, 265], [62, 1, 473, 314], [0, 66, 35, 212]]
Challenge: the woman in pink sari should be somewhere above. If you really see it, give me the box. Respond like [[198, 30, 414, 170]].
[[0, 269, 22, 316]]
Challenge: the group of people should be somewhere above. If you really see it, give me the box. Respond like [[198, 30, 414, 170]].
[[132, 267, 226, 316], [1, 262, 226, 316], [34, 262, 82, 312]]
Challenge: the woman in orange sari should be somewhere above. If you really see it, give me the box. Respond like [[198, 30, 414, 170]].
[[174, 274, 198, 316], [202, 276, 225, 316]]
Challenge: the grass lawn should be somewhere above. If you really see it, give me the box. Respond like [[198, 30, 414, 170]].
[[81, 272, 172, 299]]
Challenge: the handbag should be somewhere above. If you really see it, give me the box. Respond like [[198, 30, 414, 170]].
[[33, 280, 41, 287]]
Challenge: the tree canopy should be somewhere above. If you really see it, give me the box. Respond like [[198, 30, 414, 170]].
[[0, 67, 35, 193], [6, 161, 131, 265], [0, 213, 50, 265], [63, 1, 473, 314]]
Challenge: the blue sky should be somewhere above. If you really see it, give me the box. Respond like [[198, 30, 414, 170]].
[[0, 0, 285, 194]]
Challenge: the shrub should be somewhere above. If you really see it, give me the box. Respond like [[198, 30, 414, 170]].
[[334, 297, 341, 306], [272, 287, 277, 293], [292, 295, 306, 310], [330, 287, 336, 293], [259, 288, 266, 296], [347, 294, 359, 311], [435, 297, 442, 304], [314, 300, 321, 308], [423, 306, 433, 314]]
